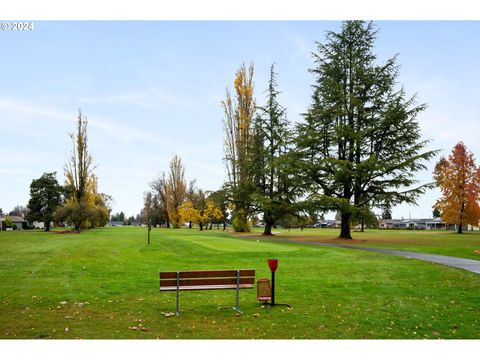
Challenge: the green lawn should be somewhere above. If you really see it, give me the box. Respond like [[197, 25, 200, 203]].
[[1, 227, 479, 339]]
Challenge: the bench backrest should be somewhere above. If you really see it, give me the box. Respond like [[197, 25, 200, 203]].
[[159, 269, 255, 291]]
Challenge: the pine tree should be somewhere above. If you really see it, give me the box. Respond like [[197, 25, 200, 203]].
[[296, 21, 437, 239], [26, 172, 63, 231], [252, 64, 297, 235]]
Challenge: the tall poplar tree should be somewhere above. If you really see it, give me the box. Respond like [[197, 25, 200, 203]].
[[166, 155, 187, 228], [57, 111, 110, 231], [296, 21, 437, 239], [222, 63, 256, 232]]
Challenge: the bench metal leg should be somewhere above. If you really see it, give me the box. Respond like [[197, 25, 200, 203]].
[[176, 271, 180, 316], [233, 270, 242, 314]]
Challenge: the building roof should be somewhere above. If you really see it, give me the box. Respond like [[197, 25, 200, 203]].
[[0, 216, 25, 222]]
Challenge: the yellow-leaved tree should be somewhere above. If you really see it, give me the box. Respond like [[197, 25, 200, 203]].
[[203, 201, 224, 230], [178, 201, 199, 228], [56, 111, 111, 231], [222, 63, 256, 232]]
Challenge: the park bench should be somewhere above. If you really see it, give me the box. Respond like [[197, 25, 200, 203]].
[[159, 269, 255, 315]]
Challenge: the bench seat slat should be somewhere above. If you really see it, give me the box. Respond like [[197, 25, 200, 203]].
[[160, 284, 254, 291], [160, 277, 255, 288], [160, 269, 255, 279]]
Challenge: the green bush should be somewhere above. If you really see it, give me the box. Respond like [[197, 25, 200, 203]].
[[2, 218, 14, 230], [231, 211, 251, 232]]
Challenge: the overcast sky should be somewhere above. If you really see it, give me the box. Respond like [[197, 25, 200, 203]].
[[1, 20, 479, 219]]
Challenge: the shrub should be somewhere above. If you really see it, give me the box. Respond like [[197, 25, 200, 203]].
[[2, 217, 14, 230]]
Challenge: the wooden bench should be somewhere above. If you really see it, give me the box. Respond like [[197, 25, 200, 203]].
[[159, 269, 255, 315]]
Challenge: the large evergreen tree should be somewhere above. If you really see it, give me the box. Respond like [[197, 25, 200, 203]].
[[252, 64, 297, 235], [26, 172, 63, 231], [296, 21, 437, 239]]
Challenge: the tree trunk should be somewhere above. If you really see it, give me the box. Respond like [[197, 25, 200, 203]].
[[189, 221, 192, 229], [263, 221, 273, 236], [339, 212, 352, 239], [263, 211, 275, 235], [209, 223, 213, 230], [223, 221, 226, 231], [458, 222, 463, 234], [45, 220, 50, 232], [360, 219, 364, 232], [199, 222, 203, 231]]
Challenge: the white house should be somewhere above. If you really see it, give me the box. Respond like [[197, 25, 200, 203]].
[[0, 216, 25, 230]]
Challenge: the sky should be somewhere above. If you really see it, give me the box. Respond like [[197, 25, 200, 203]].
[[1, 20, 480, 220]]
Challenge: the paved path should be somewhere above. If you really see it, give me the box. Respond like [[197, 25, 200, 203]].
[[256, 238, 480, 275]]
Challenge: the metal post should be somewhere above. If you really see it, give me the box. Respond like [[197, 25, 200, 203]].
[[176, 271, 180, 316], [234, 270, 242, 313], [271, 271, 275, 306]]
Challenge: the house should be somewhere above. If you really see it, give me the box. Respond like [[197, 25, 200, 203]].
[[0, 215, 25, 230], [379, 218, 460, 230]]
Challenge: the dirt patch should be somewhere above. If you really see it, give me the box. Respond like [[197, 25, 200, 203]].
[[54, 230, 80, 234], [234, 232, 438, 246]]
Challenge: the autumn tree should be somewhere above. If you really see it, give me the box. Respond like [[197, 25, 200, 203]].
[[90, 192, 112, 227], [194, 189, 207, 230], [166, 155, 187, 228], [222, 63, 256, 232], [295, 21, 437, 239], [178, 200, 199, 228], [184, 180, 199, 228], [252, 64, 297, 235], [57, 111, 110, 231], [203, 200, 224, 230], [150, 172, 170, 227], [207, 188, 229, 230], [433, 142, 480, 233], [26, 172, 63, 231]]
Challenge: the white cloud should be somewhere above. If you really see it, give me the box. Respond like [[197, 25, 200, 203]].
[[0, 96, 176, 145], [78, 89, 193, 109]]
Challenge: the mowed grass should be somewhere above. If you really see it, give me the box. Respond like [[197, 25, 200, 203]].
[[1, 227, 480, 339], [246, 228, 480, 260]]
